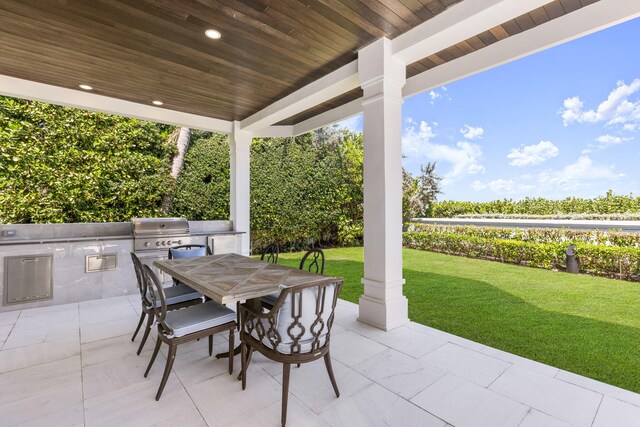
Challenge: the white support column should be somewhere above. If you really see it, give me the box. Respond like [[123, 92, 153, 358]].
[[229, 121, 252, 256], [358, 38, 409, 331]]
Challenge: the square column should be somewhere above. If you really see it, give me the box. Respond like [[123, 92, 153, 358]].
[[358, 38, 409, 331], [230, 121, 252, 256]]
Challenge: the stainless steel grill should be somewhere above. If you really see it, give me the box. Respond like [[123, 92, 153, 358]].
[[132, 217, 190, 252]]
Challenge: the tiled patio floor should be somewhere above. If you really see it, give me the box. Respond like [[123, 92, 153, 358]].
[[1, 296, 639, 426]]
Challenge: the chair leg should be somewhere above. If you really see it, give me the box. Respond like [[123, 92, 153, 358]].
[[228, 328, 235, 374], [241, 342, 247, 390], [323, 351, 340, 398], [144, 335, 162, 378], [281, 363, 291, 427], [208, 335, 213, 356], [137, 312, 154, 355], [156, 343, 177, 401], [131, 311, 146, 342], [236, 302, 241, 330]]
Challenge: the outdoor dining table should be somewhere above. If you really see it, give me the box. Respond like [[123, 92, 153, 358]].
[[153, 252, 339, 358]]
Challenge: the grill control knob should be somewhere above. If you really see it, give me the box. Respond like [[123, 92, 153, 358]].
[[144, 242, 150, 247], [156, 241, 160, 247], [178, 240, 182, 245], [161, 241, 166, 246]]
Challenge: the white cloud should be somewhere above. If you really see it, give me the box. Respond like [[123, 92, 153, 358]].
[[537, 156, 623, 191], [471, 179, 534, 194], [623, 123, 637, 132], [560, 79, 640, 127], [473, 156, 622, 196], [594, 134, 632, 148], [402, 120, 485, 182], [427, 86, 450, 105], [507, 140, 559, 167], [460, 124, 484, 140]]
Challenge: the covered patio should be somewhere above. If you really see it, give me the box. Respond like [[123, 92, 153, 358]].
[[1, 1, 640, 426], [2, 294, 639, 426]]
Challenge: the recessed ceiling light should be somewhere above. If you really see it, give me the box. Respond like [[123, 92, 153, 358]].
[[205, 29, 221, 39], [79, 84, 93, 90], [152, 100, 163, 106]]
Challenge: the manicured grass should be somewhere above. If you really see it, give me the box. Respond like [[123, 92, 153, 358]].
[[277, 247, 640, 393]]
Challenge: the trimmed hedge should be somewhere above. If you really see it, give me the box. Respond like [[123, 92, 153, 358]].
[[431, 192, 640, 218], [403, 231, 640, 281], [410, 223, 640, 248]]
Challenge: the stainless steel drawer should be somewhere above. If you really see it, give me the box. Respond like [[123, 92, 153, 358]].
[[4, 254, 53, 305], [86, 253, 117, 272]]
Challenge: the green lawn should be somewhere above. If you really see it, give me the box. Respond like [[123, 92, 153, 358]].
[[277, 247, 640, 393]]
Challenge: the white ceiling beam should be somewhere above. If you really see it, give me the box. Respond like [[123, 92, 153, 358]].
[[252, 126, 294, 138], [403, 0, 640, 99], [392, 0, 551, 65], [292, 99, 362, 136], [240, 61, 359, 132], [0, 75, 233, 133]]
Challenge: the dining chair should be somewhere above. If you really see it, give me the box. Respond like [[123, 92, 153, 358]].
[[239, 278, 343, 427], [130, 253, 203, 355], [260, 242, 279, 263], [142, 264, 237, 400], [261, 247, 325, 310], [168, 244, 212, 286]]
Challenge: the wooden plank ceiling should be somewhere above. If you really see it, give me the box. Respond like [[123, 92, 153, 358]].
[[278, 0, 599, 125], [0, 0, 597, 127]]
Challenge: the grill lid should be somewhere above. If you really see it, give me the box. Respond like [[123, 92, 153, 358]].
[[132, 218, 189, 236]]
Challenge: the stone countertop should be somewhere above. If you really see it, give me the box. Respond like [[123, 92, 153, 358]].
[[0, 231, 245, 246]]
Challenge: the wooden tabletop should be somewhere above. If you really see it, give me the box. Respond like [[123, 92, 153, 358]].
[[153, 253, 339, 304]]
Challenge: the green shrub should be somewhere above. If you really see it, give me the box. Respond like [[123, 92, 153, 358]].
[[169, 131, 230, 220], [0, 97, 175, 223], [431, 191, 640, 218], [403, 231, 640, 281], [410, 224, 640, 248]]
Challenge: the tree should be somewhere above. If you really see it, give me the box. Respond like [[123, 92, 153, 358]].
[[417, 162, 442, 217]]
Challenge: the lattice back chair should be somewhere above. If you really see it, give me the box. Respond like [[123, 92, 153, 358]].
[[168, 244, 212, 286], [141, 264, 237, 400], [240, 278, 343, 426], [299, 248, 325, 274], [129, 253, 203, 355], [259, 242, 282, 310], [260, 242, 280, 264]]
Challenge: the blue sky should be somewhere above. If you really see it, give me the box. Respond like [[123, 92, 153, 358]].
[[338, 17, 640, 202]]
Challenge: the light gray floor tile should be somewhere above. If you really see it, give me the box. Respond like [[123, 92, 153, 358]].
[[0, 310, 20, 327], [411, 373, 530, 427], [80, 315, 139, 344], [334, 314, 385, 338], [0, 324, 12, 347], [84, 374, 203, 427], [321, 383, 446, 427], [519, 409, 573, 427], [169, 335, 235, 387], [82, 346, 164, 400], [330, 330, 387, 367], [274, 358, 373, 414], [490, 365, 602, 427], [0, 355, 84, 426], [481, 346, 559, 377], [12, 308, 78, 332], [187, 365, 281, 426], [370, 325, 448, 358], [354, 348, 446, 399], [405, 322, 486, 351], [0, 337, 80, 373], [230, 394, 329, 427], [81, 334, 140, 367], [592, 396, 640, 427], [420, 342, 511, 387], [2, 320, 79, 350], [555, 369, 640, 407]]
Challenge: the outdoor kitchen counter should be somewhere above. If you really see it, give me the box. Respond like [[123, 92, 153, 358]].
[[0, 231, 244, 246]]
